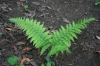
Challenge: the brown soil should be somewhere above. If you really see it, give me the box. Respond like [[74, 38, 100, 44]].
[[0, 0, 100, 66]]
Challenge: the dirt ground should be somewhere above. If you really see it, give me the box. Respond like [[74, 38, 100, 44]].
[[0, 0, 100, 66]]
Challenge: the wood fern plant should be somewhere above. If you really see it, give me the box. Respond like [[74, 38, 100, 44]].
[[9, 17, 95, 56]]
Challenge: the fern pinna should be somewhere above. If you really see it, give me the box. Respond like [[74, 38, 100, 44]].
[[9, 17, 95, 56]]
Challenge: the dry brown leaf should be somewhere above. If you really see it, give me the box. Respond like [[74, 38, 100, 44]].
[[22, 47, 32, 51], [96, 50, 100, 53], [20, 57, 26, 64], [20, 57, 38, 66], [25, 58, 31, 62], [13, 45, 18, 52], [6, 28, 12, 31], [20, 57, 30, 64], [16, 41, 26, 45]]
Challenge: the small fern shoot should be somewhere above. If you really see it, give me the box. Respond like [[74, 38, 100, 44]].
[[9, 17, 95, 56]]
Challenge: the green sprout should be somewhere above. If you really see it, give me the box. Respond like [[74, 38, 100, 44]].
[[41, 62, 52, 66], [41, 55, 55, 66], [0, 33, 2, 38], [7, 56, 18, 65], [7, 56, 24, 66], [19, 64, 24, 66], [95, 2, 100, 6], [24, 5, 28, 10]]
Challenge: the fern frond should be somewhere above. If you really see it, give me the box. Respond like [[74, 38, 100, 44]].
[[9, 17, 52, 50], [9, 17, 95, 56], [48, 18, 95, 56]]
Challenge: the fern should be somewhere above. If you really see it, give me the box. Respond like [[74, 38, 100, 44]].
[[48, 18, 95, 56], [9, 17, 52, 49], [9, 17, 95, 56]]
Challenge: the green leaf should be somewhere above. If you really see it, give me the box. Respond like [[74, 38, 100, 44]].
[[41, 64, 45, 66], [7, 56, 18, 65], [46, 62, 51, 66], [19, 64, 24, 66], [24, 5, 28, 9], [95, 2, 100, 6]]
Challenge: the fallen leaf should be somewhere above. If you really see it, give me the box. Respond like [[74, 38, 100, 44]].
[[6, 28, 12, 31], [25, 58, 30, 62], [16, 41, 26, 45], [96, 35, 100, 40], [47, 6, 52, 10], [68, 64, 73, 66], [96, 50, 100, 54], [30, 61, 38, 66], [20, 0, 26, 1], [20, 57, 26, 64], [22, 47, 32, 51], [13, 45, 18, 52], [20, 57, 30, 64]]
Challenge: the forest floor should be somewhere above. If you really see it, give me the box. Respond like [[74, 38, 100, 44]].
[[0, 0, 100, 66]]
